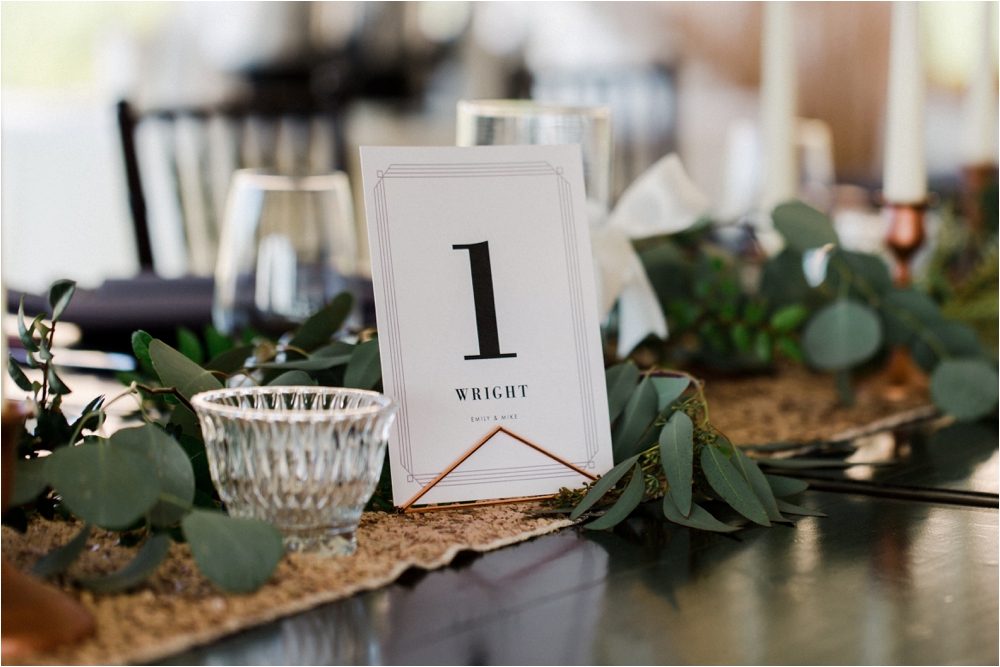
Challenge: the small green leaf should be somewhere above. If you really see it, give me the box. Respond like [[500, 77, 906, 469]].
[[344, 338, 381, 390], [47, 280, 76, 322], [658, 411, 693, 516], [930, 359, 999, 421], [802, 300, 882, 371], [770, 304, 809, 332], [204, 345, 254, 374], [288, 292, 354, 352], [112, 424, 195, 527], [204, 325, 235, 359], [662, 497, 738, 533], [148, 339, 224, 400], [176, 327, 204, 365], [45, 437, 161, 529], [730, 324, 752, 352], [776, 336, 804, 363], [775, 499, 827, 517], [7, 354, 33, 392], [182, 510, 283, 593], [78, 533, 171, 593], [731, 448, 784, 523], [611, 376, 658, 463], [268, 370, 316, 386], [754, 330, 772, 364], [569, 454, 640, 520], [131, 330, 153, 368], [17, 296, 39, 352], [765, 474, 809, 497], [32, 523, 91, 577], [11, 458, 49, 506], [649, 376, 689, 411], [47, 366, 72, 395], [701, 445, 770, 526], [771, 200, 839, 252], [585, 463, 645, 530], [605, 363, 640, 423]]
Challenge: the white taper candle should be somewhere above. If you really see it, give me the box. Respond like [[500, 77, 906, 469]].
[[883, 1, 927, 204], [759, 1, 798, 212]]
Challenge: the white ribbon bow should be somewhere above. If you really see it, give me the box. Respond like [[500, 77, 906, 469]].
[[592, 153, 711, 358]]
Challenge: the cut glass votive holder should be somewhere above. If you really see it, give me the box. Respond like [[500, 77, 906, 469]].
[[191, 387, 397, 557]]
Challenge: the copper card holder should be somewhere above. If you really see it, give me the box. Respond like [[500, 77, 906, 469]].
[[399, 426, 598, 514]]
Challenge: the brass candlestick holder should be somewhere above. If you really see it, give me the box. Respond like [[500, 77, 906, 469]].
[[878, 201, 929, 400]]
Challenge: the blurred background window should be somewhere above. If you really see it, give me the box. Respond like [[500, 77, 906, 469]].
[[1, 1, 997, 296]]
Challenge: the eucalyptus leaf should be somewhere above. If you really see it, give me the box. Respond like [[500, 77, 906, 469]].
[[313, 342, 356, 358], [775, 499, 827, 517], [929, 359, 999, 421], [268, 370, 316, 386], [32, 523, 90, 577], [771, 200, 839, 252], [112, 424, 195, 527], [611, 376, 658, 463], [47, 279, 76, 322], [765, 474, 809, 497], [47, 366, 72, 395], [605, 363, 640, 423], [880, 289, 942, 346], [584, 462, 645, 530], [11, 458, 48, 506], [802, 300, 882, 371], [7, 354, 33, 392], [700, 445, 770, 526], [731, 448, 784, 523], [658, 411, 693, 516], [149, 339, 224, 400], [569, 454, 640, 520], [181, 510, 283, 593], [204, 345, 253, 374], [649, 376, 689, 411], [170, 404, 204, 443], [344, 338, 381, 390], [761, 249, 811, 310], [912, 321, 983, 372], [45, 437, 160, 529], [287, 292, 353, 352], [17, 296, 38, 352], [176, 327, 204, 364], [662, 497, 738, 533], [78, 533, 172, 593], [131, 330, 153, 368]]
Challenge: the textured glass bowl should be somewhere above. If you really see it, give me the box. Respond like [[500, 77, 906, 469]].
[[191, 387, 396, 556]]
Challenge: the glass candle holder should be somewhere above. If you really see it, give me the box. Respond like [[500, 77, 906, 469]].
[[213, 170, 359, 337], [191, 386, 397, 556], [456, 99, 613, 220]]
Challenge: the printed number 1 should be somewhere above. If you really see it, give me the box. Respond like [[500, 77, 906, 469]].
[[453, 241, 517, 360]]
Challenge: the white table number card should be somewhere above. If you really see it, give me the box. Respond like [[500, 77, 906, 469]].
[[360, 145, 614, 505]]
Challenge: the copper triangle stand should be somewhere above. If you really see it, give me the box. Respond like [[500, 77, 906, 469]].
[[398, 426, 598, 514]]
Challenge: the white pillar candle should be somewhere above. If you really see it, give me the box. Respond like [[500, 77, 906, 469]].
[[759, 1, 798, 212], [883, 1, 927, 204], [960, 1, 999, 166]]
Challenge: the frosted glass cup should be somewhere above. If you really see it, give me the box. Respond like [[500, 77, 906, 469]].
[[191, 387, 397, 556], [456, 99, 613, 219], [213, 170, 359, 337]]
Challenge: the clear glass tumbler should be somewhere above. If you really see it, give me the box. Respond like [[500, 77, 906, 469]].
[[213, 170, 359, 337], [191, 386, 397, 556], [456, 99, 613, 220]]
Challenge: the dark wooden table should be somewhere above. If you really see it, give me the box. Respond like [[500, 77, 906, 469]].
[[163, 420, 998, 665]]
